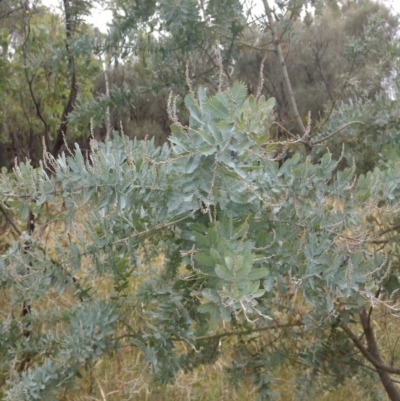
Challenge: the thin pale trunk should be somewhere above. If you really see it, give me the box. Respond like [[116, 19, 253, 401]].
[[261, 1, 311, 150], [104, 63, 111, 143]]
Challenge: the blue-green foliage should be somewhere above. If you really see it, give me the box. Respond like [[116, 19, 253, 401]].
[[1, 82, 400, 399], [313, 94, 400, 174]]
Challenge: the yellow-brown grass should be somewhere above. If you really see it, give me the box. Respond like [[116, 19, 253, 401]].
[[0, 201, 396, 400]]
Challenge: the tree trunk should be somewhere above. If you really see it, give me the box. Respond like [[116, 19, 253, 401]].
[[51, 0, 78, 158], [359, 309, 400, 401], [261, 0, 312, 153], [104, 62, 112, 143]]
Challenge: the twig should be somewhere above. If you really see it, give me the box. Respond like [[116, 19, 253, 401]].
[[112, 215, 190, 245], [272, 121, 298, 139], [0, 205, 21, 235], [196, 320, 304, 341], [311, 121, 365, 146]]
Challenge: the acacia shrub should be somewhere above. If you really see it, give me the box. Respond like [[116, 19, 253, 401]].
[[0, 82, 400, 400]]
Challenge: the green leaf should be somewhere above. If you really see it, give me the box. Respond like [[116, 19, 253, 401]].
[[198, 144, 216, 155], [210, 248, 221, 263], [185, 154, 201, 173], [203, 97, 230, 120], [21, 202, 30, 220], [198, 129, 215, 145], [197, 87, 207, 107], [224, 256, 234, 271], [198, 301, 216, 313], [220, 306, 232, 322], [252, 289, 266, 298], [247, 269, 267, 282], [82, 186, 96, 205], [169, 136, 189, 153], [231, 82, 247, 105], [202, 289, 221, 303], [215, 264, 233, 280], [194, 252, 214, 268], [207, 121, 223, 142], [264, 97, 276, 109], [210, 306, 221, 327], [263, 275, 274, 292], [185, 94, 203, 124]]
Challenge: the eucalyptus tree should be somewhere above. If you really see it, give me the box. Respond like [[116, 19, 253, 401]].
[[0, 0, 100, 168], [0, 2, 101, 391], [235, 0, 399, 130], [92, 0, 400, 165]]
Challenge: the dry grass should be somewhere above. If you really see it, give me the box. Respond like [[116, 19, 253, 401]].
[[0, 205, 396, 401], [65, 354, 256, 401], [60, 350, 385, 401]]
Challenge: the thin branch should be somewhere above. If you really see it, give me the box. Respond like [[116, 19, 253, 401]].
[[311, 56, 357, 137], [3, 181, 170, 200], [112, 215, 190, 245], [375, 223, 400, 239], [360, 308, 400, 400], [0, 205, 21, 235], [310, 41, 334, 102], [311, 121, 365, 146], [368, 288, 381, 327], [24, 71, 50, 149], [272, 121, 297, 139], [341, 323, 400, 375], [115, 320, 305, 345], [196, 320, 304, 342], [0, 4, 23, 20]]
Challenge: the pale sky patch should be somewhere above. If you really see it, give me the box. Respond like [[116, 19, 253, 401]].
[[40, 0, 400, 33]]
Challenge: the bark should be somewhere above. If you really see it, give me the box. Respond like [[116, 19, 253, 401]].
[[18, 210, 35, 372], [342, 309, 400, 401], [359, 309, 400, 401], [51, 0, 78, 158], [104, 63, 112, 143], [262, 0, 308, 146]]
